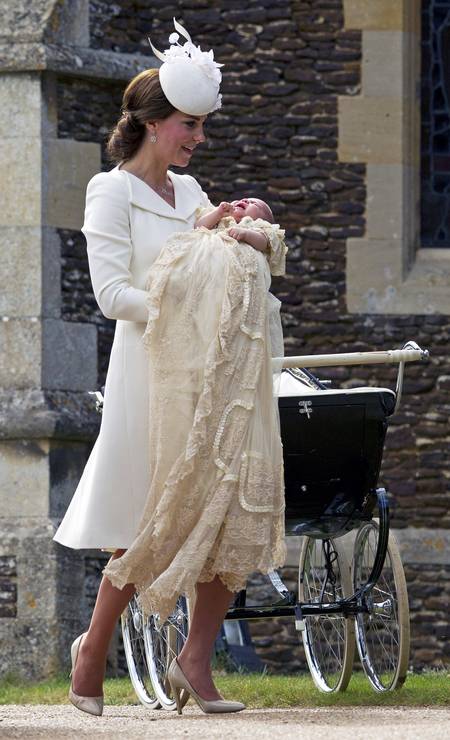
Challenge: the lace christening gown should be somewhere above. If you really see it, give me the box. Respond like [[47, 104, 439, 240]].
[[103, 213, 288, 620]]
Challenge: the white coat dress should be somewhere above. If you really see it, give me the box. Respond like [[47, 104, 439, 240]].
[[53, 165, 210, 550]]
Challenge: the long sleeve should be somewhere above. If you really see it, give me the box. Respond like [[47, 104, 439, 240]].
[[82, 172, 149, 322]]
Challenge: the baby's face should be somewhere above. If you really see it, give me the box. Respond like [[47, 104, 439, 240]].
[[230, 198, 272, 223]]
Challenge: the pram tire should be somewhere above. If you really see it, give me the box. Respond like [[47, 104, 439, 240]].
[[352, 521, 410, 691], [299, 537, 355, 692], [121, 595, 161, 709], [143, 596, 191, 710]]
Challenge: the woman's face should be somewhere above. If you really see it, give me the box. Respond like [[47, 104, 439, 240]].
[[149, 110, 207, 167]]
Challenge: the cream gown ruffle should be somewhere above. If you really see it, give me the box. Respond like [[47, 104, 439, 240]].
[[103, 216, 287, 621]]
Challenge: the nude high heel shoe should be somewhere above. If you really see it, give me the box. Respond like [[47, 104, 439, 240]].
[[68, 633, 104, 717], [167, 658, 245, 715]]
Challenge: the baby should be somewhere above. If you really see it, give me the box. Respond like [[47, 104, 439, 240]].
[[192, 195, 286, 363], [195, 198, 279, 262]]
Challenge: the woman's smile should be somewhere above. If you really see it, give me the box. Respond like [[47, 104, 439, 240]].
[[181, 144, 195, 155]]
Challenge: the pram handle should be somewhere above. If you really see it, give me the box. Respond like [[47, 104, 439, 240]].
[[275, 342, 429, 369]]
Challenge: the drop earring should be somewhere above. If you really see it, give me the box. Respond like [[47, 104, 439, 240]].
[[150, 134, 157, 143]]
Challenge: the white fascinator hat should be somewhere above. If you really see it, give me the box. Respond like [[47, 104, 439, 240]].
[[148, 18, 223, 116]]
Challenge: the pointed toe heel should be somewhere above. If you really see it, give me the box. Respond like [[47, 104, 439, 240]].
[[69, 633, 104, 717], [167, 658, 245, 715], [68, 687, 104, 716]]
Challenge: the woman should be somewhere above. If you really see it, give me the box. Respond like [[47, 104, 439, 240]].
[[54, 20, 285, 717]]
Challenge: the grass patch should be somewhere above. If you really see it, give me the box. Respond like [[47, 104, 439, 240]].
[[216, 671, 450, 708], [0, 671, 449, 707]]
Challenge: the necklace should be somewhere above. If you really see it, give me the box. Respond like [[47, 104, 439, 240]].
[[151, 179, 172, 196]]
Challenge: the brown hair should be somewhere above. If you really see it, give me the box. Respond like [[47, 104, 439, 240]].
[[107, 69, 176, 163]]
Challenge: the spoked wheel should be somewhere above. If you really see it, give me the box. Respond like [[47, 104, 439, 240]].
[[121, 595, 160, 708], [299, 537, 355, 692], [144, 596, 191, 710], [352, 521, 410, 691]]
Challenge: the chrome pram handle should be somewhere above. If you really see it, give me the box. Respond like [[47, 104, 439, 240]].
[[275, 341, 429, 369]]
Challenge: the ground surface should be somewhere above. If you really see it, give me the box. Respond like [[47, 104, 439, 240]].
[[1, 705, 449, 739]]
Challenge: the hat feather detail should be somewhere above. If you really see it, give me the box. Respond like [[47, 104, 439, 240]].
[[148, 38, 167, 63], [173, 17, 192, 44]]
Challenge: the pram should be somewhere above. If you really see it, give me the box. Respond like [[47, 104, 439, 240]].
[[98, 340, 428, 703]]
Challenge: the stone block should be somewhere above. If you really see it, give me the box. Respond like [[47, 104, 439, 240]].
[[362, 32, 408, 99], [347, 237, 404, 286], [0, 227, 61, 321], [408, 249, 450, 290], [1, 0, 59, 44], [42, 318, 97, 391], [45, 139, 101, 230], [346, 237, 405, 313], [0, 73, 42, 138], [405, 249, 450, 316], [0, 440, 50, 517], [343, 0, 420, 33], [338, 97, 403, 164], [0, 138, 41, 226], [46, 0, 90, 47], [0, 317, 41, 389], [366, 164, 412, 241], [0, 227, 42, 317]]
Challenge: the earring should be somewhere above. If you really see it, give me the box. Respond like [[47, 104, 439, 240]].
[[150, 134, 157, 143]]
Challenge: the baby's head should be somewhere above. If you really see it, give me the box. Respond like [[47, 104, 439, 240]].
[[230, 197, 273, 224]]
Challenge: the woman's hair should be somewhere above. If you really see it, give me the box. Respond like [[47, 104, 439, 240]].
[[107, 69, 176, 163]]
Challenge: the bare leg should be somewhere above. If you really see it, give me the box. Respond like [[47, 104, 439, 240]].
[[72, 549, 135, 697], [177, 575, 234, 701]]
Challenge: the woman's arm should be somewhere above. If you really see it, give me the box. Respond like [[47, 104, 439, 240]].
[[82, 173, 149, 322]]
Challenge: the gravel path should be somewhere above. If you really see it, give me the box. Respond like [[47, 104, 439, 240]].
[[0, 705, 449, 739]]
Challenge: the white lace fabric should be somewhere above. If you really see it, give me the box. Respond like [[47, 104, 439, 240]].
[[103, 223, 287, 621]]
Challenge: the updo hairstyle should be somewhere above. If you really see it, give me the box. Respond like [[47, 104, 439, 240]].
[[107, 69, 176, 163]]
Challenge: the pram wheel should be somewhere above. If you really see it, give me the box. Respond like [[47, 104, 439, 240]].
[[121, 595, 160, 709], [299, 537, 355, 692], [352, 521, 410, 691], [144, 596, 191, 710]]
